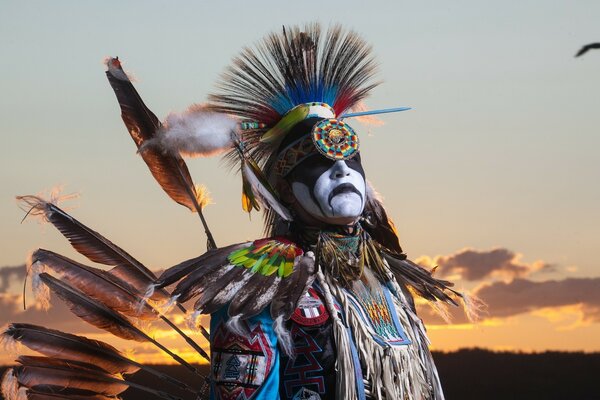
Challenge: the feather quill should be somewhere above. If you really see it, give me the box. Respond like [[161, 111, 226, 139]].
[[105, 57, 216, 249], [241, 159, 292, 221]]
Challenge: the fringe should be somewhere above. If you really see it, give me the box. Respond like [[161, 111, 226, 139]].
[[317, 269, 358, 400], [319, 266, 443, 400], [388, 278, 445, 400]]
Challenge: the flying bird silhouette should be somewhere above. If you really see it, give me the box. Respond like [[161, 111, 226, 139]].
[[575, 43, 600, 57]]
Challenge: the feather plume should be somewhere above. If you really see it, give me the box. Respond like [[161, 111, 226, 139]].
[[30, 250, 157, 320], [37, 273, 147, 342], [168, 261, 236, 304], [35, 275, 209, 377], [3, 324, 138, 375], [143, 104, 237, 157], [16, 196, 168, 303], [105, 57, 216, 248]]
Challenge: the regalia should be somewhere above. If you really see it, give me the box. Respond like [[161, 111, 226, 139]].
[[1, 24, 478, 400]]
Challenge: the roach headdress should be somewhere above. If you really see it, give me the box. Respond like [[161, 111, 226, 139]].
[[206, 23, 408, 252]]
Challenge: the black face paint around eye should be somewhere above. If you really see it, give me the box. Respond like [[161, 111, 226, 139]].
[[289, 152, 365, 190]]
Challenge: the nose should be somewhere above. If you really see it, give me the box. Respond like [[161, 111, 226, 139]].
[[330, 160, 351, 179]]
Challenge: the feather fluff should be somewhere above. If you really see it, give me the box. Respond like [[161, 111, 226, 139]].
[[145, 104, 237, 157], [1, 369, 19, 400], [37, 273, 147, 342], [2, 324, 139, 375]]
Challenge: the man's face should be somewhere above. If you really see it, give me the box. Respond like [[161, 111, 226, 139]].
[[288, 153, 366, 225]]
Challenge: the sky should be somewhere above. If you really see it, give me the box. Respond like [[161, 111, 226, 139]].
[[0, 0, 599, 365]]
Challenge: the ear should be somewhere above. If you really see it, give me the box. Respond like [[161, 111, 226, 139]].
[[276, 179, 296, 205]]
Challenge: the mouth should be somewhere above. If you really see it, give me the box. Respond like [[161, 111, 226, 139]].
[[328, 183, 362, 205]]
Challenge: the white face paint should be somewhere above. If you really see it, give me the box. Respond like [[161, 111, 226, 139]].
[[291, 160, 366, 225]]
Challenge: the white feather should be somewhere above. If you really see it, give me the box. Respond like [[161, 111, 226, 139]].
[[149, 104, 237, 157], [26, 252, 50, 311], [273, 314, 294, 358], [1, 370, 18, 400], [226, 315, 248, 336]]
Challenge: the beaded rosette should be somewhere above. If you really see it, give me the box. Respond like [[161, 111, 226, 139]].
[[312, 119, 359, 160]]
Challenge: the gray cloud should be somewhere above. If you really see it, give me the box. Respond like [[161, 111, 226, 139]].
[[421, 248, 554, 281], [419, 277, 600, 325], [0, 265, 26, 293]]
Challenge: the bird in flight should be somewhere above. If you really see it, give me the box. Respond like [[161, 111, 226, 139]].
[[575, 43, 600, 57]]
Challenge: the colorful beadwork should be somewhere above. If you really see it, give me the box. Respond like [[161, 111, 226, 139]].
[[311, 119, 359, 160], [227, 237, 303, 278]]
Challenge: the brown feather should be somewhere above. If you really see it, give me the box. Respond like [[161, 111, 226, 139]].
[[37, 273, 147, 342], [3, 324, 139, 375], [32, 250, 157, 320], [13, 361, 128, 397], [16, 196, 168, 303]]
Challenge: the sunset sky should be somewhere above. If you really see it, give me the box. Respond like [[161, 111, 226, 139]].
[[1, 1, 599, 365]]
